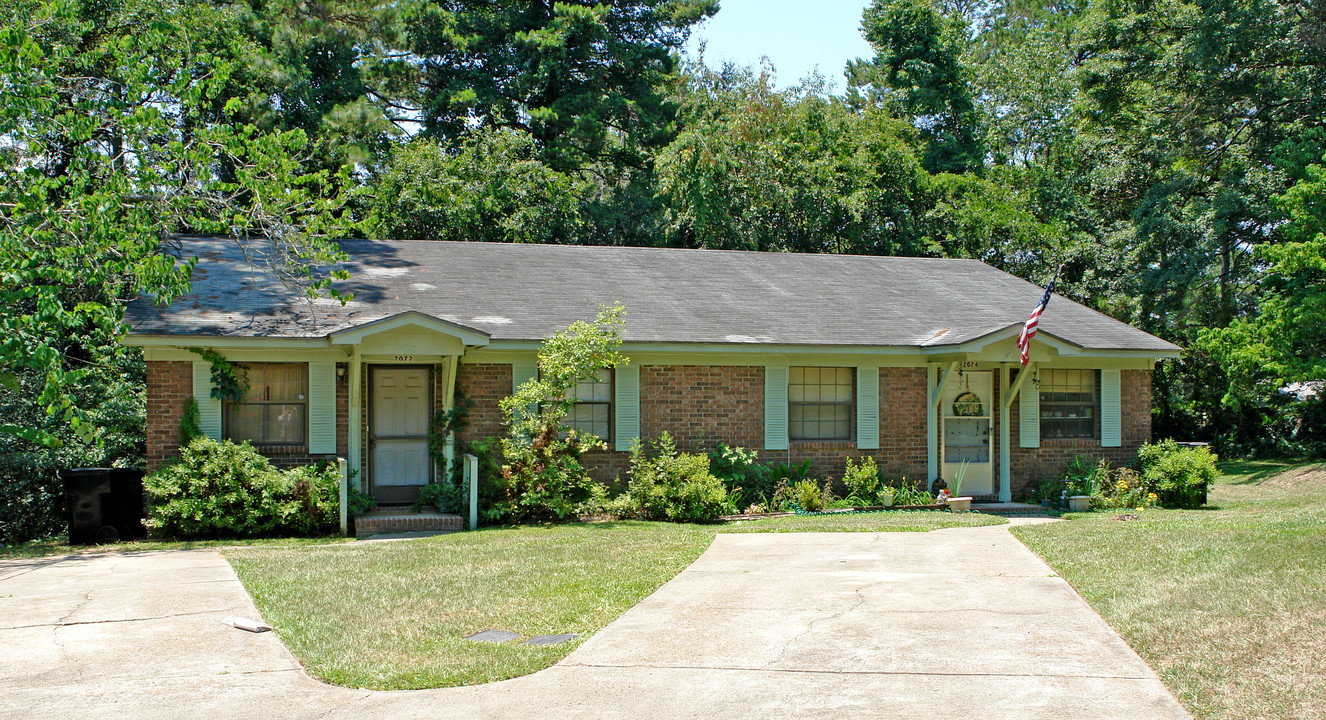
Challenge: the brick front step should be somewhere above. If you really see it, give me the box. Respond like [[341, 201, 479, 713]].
[[354, 509, 463, 538]]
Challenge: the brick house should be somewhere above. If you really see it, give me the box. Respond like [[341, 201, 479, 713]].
[[125, 237, 1178, 508]]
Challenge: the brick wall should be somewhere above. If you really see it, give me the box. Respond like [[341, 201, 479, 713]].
[[593, 364, 767, 482], [146, 359, 1153, 495], [145, 361, 192, 473], [1008, 369, 1152, 499], [145, 360, 348, 473], [454, 363, 513, 445]]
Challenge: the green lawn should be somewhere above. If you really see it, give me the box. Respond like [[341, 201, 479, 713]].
[[0, 534, 351, 559], [1013, 460, 1326, 720], [223, 509, 992, 690]]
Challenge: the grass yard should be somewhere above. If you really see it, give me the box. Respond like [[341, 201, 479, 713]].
[[225, 520, 715, 689], [0, 534, 351, 559], [223, 509, 990, 690], [1013, 460, 1326, 720]]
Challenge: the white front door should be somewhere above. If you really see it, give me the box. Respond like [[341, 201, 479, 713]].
[[941, 370, 994, 496], [370, 366, 432, 504]]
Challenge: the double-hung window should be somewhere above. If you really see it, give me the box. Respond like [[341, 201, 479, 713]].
[[789, 367, 855, 441], [223, 363, 308, 446], [1039, 369, 1097, 440], [563, 368, 613, 441]]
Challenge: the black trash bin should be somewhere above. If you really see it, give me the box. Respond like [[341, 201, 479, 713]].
[[62, 468, 147, 545]]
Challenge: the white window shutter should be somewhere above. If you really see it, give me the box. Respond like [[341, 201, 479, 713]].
[[764, 363, 789, 451], [308, 362, 337, 454], [1101, 369, 1122, 447], [856, 365, 880, 450], [614, 364, 640, 451], [192, 361, 223, 440], [511, 358, 537, 394], [1019, 374, 1040, 448]]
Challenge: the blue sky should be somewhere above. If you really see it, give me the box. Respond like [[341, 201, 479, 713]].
[[685, 0, 875, 90]]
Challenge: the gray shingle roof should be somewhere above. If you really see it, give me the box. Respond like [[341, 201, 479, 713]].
[[124, 236, 1178, 352]]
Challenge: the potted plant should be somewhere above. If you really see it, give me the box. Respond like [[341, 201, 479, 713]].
[[946, 461, 972, 512], [1066, 469, 1094, 512]]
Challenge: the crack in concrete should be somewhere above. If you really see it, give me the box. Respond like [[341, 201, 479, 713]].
[[4, 608, 231, 631], [307, 691, 375, 720], [761, 579, 877, 671]]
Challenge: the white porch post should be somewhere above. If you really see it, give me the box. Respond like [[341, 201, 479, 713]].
[[999, 365, 1012, 502], [927, 361, 959, 486], [443, 354, 459, 468], [1000, 362, 1035, 503], [926, 364, 937, 483], [348, 348, 362, 493]]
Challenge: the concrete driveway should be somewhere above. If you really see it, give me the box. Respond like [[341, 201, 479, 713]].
[[1, 525, 1191, 719]]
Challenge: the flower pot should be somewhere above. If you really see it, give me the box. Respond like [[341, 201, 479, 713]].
[[947, 497, 972, 512], [1067, 495, 1090, 512], [1040, 499, 1052, 508]]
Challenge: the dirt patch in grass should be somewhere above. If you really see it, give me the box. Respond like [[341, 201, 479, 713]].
[[1259, 462, 1326, 489]]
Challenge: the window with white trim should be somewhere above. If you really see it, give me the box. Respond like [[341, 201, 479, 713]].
[[563, 368, 613, 441], [789, 367, 855, 441], [1039, 369, 1098, 440], [223, 363, 308, 445]]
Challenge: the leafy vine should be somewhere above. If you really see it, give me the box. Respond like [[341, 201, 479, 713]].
[[187, 348, 249, 403]]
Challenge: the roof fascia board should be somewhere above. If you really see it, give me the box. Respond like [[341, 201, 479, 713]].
[[124, 335, 334, 349], [485, 340, 927, 355], [328, 311, 491, 346], [144, 347, 350, 362], [923, 325, 1082, 354]]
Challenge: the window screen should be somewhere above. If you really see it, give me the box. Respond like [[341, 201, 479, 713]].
[[223, 363, 308, 445], [789, 367, 855, 441], [563, 368, 612, 441], [1039, 369, 1097, 440]]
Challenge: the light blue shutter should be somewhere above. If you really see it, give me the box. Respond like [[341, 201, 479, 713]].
[[764, 363, 789, 451], [857, 365, 880, 450], [192, 361, 222, 440], [614, 364, 640, 451], [511, 358, 537, 394], [308, 362, 337, 454], [1101, 369, 1121, 447], [1019, 372, 1040, 448]]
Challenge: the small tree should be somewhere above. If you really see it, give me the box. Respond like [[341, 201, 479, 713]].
[[493, 304, 627, 522]]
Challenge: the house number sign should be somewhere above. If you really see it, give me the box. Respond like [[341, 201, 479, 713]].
[[393, 355, 414, 362], [961, 361, 980, 369]]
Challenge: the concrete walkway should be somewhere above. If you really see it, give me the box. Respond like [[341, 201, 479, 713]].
[[1, 526, 1190, 719]]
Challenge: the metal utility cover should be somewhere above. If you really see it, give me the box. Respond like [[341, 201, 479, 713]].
[[465, 630, 519, 643], [523, 634, 577, 646]]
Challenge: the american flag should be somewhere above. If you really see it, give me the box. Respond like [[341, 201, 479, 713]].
[[1017, 269, 1059, 366]]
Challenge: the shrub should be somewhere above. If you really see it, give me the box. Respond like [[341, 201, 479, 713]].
[[1090, 463, 1156, 510], [1138, 439, 1218, 508], [791, 478, 835, 511], [414, 480, 464, 513], [494, 305, 626, 523], [841, 456, 881, 504], [890, 480, 935, 506], [144, 438, 340, 538], [621, 433, 734, 522], [709, 442, 775, 510]]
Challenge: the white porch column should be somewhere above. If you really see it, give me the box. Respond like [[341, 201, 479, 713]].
[[927, 361, 959, 486], [926, 364, 937, 483], [443, 354, 459, 468], [348, 348, 363, 492], [1000, 362, 1036, 503], [999, 365, 1012, 502]]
